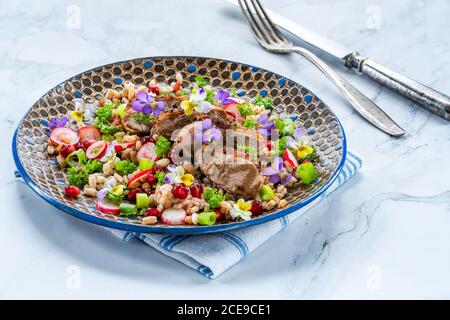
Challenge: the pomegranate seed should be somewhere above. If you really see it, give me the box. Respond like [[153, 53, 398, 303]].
[[60, 144, 75, 158], [190, 184, 204, 199], [146, 174, 157, 185], [149, 85, 160, 95], [145, 208, 161, 217], [114, 144, 124, 152], [250, 201, 264, 215], [127, 188, 142, 202], [98, 99, 104, 108], [214, 208, 223, 221], [65, 186, 80, 198], [172, 185, 189, 199]]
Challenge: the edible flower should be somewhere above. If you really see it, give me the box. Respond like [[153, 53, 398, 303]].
[[45, 116, 68, 136], [164, 165, 195, 187], [230, 199, 252, 221], [70, 98, 97, 124], [194, 119, 222, 145], [100, 141, 116, 163], [261, 156, 292, 185], [97, 176, 118, 200], [257, 113, 275, 137], [214, 90, 235, 106], [180, 89, 212, 115], [132, 91, 165, 116], [285, 128, 314, 160]]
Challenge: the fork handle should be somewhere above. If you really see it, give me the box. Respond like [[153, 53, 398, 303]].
[[291, 46, 405, 137], [346, 52, 450, 120]]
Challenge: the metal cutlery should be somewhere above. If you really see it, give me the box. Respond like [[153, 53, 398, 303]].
[[237, 0, 405, 137], [227, 0, 450, 121]]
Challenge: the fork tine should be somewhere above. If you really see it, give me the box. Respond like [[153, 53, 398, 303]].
[[238, 0, 272, 45], [251, 0, 288, 43], [247, 0, 279, 43]]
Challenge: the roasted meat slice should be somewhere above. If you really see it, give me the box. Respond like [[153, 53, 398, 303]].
[[122, 111, 152, 136], [199, 146, 262, 198], [151, 108, 236, 140]]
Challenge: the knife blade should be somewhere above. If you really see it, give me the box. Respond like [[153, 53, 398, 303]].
[[224, 0, 450, 121]]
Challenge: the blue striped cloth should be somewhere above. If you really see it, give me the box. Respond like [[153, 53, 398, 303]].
[[109, 151, 362, 279]]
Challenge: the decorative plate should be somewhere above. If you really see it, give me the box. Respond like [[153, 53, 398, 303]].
[[12, 56, 346, 234]]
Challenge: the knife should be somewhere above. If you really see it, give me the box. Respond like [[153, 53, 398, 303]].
[[225, 0, 450, 121]]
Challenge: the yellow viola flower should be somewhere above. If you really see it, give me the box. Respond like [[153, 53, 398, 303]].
[[180, 100, 195, 115], [180, 173, 194, 187], [111, 185, 126, 196], [70, 110, 84, 123], [230, 199, 252, 221], [297, 145, 313, 160]]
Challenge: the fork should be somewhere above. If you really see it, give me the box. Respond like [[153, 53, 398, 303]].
[[238, 0, 406, 137]]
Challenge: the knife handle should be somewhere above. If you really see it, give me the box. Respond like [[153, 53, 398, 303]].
[[346, 52, 450, 120]]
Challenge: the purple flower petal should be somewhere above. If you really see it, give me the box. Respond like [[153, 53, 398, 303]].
[[273, 156, 284, 171], [135, 91, 148, 102], [269, 174, 281, 184], [132, 101, 144, 112], [209, 128, 222, 141], [97, 188, 108, 201], [141, 105, 152, 115], [202, 118, 212, 130], [262, 167, 278, 176], [293, 128, 306, 141], [281, 173, 293, 185], [222, 98, 236, 105]]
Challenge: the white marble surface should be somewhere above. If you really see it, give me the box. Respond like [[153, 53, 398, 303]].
[[1, 0, 450, 299]]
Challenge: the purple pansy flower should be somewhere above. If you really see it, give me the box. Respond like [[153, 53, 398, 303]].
[[261, 156, 292, 185], [257, 113, 275, 137], [132, 91, 165, 115], [215, 90, 235, 106], [45, 116, 68, 136], [194, 118, 222, 145], [285, 128, 307, 149]]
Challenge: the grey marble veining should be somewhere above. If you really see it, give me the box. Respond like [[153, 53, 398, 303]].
[[1, 0, 450, 299]]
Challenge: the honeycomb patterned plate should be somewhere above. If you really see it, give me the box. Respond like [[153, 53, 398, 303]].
[[12, 56, 347, 234]]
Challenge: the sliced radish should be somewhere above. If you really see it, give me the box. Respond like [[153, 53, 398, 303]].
[[114, 142, 136, 152], [136, 142, 157, 163], [224, 103, 244, 123], [50, 127, 79, 146], [78, 126, 101, 144], [86, 140, 107, 159], [127, 169, 155, 187], [96, 198, 120, 215], [161, 208, 186, 225], [283, 149, 299, 169]]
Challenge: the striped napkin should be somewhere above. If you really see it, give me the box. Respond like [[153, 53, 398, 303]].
[[109, 151, 362, 279]]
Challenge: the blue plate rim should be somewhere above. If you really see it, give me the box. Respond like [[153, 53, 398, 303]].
[[11, 55, 347, 235]]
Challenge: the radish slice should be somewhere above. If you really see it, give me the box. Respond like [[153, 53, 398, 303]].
[[78, 126, 101, 143], [86, 141, 107, 159], [224, 103, 244, 123], [50, 127, 79, 146], [283, 149, 299, 169], [114, 142, 136, 152], [136, 142, 157, 163], [161, 208, 186, 225], [96, 198, 120, 215], [127, 169, 154, 187]]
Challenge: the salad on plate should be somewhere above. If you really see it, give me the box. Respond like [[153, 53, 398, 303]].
[[46, 73, 319, 226]]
